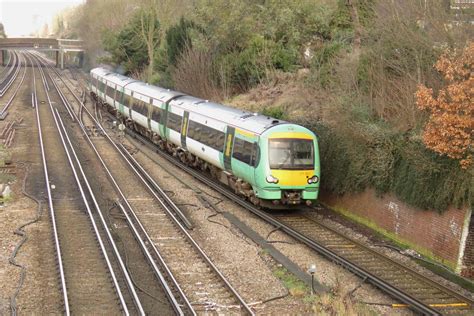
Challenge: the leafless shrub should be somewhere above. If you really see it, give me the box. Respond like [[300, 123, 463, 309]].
[[333, 0, 472, 131], [312, 274, 374, 316], [171, 45, 229, 101]]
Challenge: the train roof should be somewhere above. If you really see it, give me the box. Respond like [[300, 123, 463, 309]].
[[170, 96, 285, 135], [91, 67, 287, 135], [127, 81, 182, 103], [91, 67, 136, 86]]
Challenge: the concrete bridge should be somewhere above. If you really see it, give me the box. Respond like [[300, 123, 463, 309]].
[[0, 38, 85, 68]]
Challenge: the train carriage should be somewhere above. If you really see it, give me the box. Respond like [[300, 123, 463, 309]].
[[90, 67, 320, 208]]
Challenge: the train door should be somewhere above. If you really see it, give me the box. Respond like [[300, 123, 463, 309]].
[[129, 91, 133, 118], [160, 100, 169, 139], [231, 133, 257, 184], [181, 111, 189, 150], [223, 126, 235, 172], [147, 97, 152, 130]]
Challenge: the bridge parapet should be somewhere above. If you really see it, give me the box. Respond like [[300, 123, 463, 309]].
[[0, 38, 84, 51], [57, 39, 84, 50], [0, 38, 84, 69], [0, 38, 59, 49]]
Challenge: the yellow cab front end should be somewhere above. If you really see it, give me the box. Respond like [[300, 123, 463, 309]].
[[254, 124, 320, 207]]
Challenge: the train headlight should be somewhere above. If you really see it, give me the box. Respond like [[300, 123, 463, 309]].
[[307, 175, 319, 184], [266, 175, 279, 184]]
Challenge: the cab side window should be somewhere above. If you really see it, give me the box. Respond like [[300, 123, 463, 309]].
[[232, 137, 258, 166]]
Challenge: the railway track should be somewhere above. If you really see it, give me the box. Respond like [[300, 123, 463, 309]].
[[129, 129, 474, 314], [134, 129, 474, 314], [0, 51, 21, 98], [0, 50, 13, 78], [95, 99, 473, 315], [28, 53, 141, 315], [58, 64, 473, 315], [34, 53, 189, 315], [34, 53, 255, 315], [0, 51, 28, 119]]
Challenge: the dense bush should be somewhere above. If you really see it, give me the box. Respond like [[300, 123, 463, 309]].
[[310, 120, 473, 211], [165, 17, 196, 66], [261, 106, 287, 120], [219, 36, 299, 91]]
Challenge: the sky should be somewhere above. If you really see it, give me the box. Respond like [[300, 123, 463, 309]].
[[0, 0, 84, 37]]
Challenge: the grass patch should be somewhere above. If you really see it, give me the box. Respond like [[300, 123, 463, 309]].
[[414, 258, 474, 293], [273, 266, 307, 297], [261, 106, 287, 120], [273, 264, 377, 314], [312, 277, 378, 316], [0, 194, 13, 205]]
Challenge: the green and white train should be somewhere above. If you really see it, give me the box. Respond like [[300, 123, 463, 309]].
[[90, 67, 320, 208]]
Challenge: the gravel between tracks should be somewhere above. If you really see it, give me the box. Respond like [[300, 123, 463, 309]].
[[123, 131, 414, 315], [0, 61, 62, 314]]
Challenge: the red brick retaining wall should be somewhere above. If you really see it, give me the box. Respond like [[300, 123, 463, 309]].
[[462, 214, 474, 278], [322, 189, 471, 271]]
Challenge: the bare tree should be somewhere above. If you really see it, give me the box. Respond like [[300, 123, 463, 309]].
[[133, 1, 161, 82]]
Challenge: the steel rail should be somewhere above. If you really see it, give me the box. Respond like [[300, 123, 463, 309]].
[[42, 59, 255, 315], [50, 102, 132, 314], [35, 55, 192, 229], [29, 52, 145, 315], [96, 109, 255, 314], [0, 52, 28, 118], [69, 111, 189, 315], [50, 72, 189, 316], [299, 213, 474, 307], [115, 202, 189, 316], [0, 50, 14, 80], [0, 50, 13, 77], [89, 105, 254, 315], [0, 50, 17, 82], [113, 142, 257, 315], [82, 86, 254, 315], [31, 53, 186, 315], [0, 51, 21, 96], [31, 53, 70, 316], [117, 142, 194, 229]]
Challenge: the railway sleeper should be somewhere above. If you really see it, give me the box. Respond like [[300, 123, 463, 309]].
[[417, 294, 462, 302]]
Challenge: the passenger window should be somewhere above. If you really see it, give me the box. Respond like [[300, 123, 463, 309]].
[[167, 112, 182, 132], [232, 137, 255, 165], [124, 94, 132, 107], [186, 120, 224, 152], [151, 106, 161, 122]]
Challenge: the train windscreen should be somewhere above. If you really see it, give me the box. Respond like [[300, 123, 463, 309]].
[[269, 139, 314, 170]]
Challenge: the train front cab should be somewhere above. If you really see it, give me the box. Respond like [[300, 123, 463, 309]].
[[254, 124, 320, 207]]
